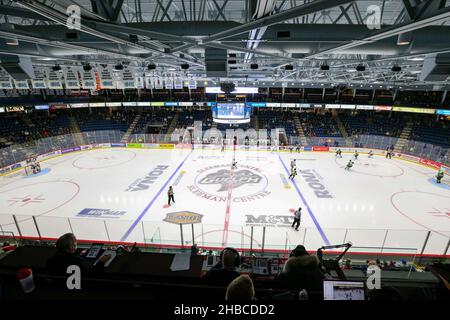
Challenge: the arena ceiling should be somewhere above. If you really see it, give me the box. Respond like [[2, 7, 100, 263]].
[[1, 0, 450, 90]]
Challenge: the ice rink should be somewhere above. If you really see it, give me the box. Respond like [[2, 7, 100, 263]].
[[0, 147, 449, 256]]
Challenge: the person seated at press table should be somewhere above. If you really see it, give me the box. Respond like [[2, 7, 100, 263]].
[[275, 245, 324, 292], [225, 275, 256, 300], [46, 233, 111, 275], [202, 248, 240, 286]]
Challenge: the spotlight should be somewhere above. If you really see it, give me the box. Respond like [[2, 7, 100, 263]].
[[285, 64, 294, 70], [391, 65, 401, 72], [147, 64, 156, 70], [181, 63, 189, 70], [250, 63, 258, 69], [320, 64, 330, 71], [356, 65, 366, 72]]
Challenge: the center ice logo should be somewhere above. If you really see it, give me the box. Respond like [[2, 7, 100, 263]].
[[198, 169, 262, 192], [189, 164, 270, 203]]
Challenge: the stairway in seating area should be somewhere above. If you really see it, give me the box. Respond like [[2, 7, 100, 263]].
[[252, 114, 259, 131], [120, 112, 141, 143], [332, 112, 352, 146], [69, 115, 85, 146], [394, 121, 413, 153], [164, 112, 179, 142], [293, 114, 308, 146]]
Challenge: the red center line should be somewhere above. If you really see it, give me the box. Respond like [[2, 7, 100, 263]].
[[222, 150, 236, 246]]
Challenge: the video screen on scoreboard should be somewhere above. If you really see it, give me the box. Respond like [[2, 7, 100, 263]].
[[212, 102, 251, 123]]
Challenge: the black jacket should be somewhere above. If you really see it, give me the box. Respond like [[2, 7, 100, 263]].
[[202, 267, 240, 286], [276, 255, 324, 292], [45, 251, 104, 276]]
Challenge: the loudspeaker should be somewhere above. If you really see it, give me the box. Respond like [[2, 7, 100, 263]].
[[220, 82, 235, 94]]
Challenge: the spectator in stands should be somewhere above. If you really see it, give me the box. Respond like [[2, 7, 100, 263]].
[[202, 248, 240, 286], [46, 233, 111, 275], [276, 248, 324, 292], [343, 259, 352, 270], [191, 243, 199, 255], [225, 275, 256, 300]]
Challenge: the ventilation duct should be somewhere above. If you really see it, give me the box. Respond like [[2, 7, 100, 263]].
[[0, 55, 34, 81], [205, 48, 227, 77], [420, 53, 450, 82]]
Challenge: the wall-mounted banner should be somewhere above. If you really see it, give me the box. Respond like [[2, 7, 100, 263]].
[[356, 105, 374, 110], [70, 103, 89, 108], [374, 105, 392, 111], [122, 102, 137, 107], [188, 79, 197, 89], [340, 104, 356, 109], [164, 78, 174, 90], [266, 103, 281, 108], [247, 102, 266, 107], [0, 80, 13, 89], [65, 80, 80, 89], [34, 105, 49, 110], [436, 109, 450, 116], [6, 106, 25, 112], [111, 143, 126, 147], [158, 144, 175, 149], [47, 80, 63, 89], [31, 80, 47, 89], [89, 102, 106, 107], [14, 80, 29, 90], [392, 106, 435, 114], [83, 79, 97, 89], [325, 104, 340, 109], [312, 146, 329, 151]]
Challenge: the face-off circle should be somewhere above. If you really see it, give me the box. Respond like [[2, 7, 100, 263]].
[[0, 181, 79, 218], [72, 149, 136, 169], [335, 157, 404, 178], [390, 191, 450, 237]]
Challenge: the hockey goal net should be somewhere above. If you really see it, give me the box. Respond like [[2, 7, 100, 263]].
[[24, 157, 41, 176]]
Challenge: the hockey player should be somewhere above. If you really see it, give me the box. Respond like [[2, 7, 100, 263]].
[[289, 145, 294, 153], [436, 170, 444, 184], [221, 139, 226, 152], [232, 158, 237, 169], [290, 159, 296, 171], [368, 150, 374, 158], [295, 144, 301, 153], [335, 148, 342, 158], [289, 166, 297, 180], [354, 151, 359, 160], [345, 160, 354, 170], [386, 147, 392, 159]]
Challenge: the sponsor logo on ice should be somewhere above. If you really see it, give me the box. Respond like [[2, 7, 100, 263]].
[[163, 211, 203, 225], [77, 208, 126, 218], [126, 165, 169, 192]]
